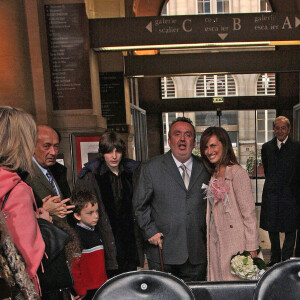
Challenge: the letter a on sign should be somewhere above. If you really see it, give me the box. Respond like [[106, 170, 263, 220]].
[[282, 17, 292, 29]]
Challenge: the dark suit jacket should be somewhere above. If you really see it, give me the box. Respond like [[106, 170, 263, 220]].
[[260, 137, 300, 232], [133, 151, 210, 265], [26, 162, 71, 208]]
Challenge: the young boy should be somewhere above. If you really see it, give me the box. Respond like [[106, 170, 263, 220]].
[[71, 190, 107, 299]]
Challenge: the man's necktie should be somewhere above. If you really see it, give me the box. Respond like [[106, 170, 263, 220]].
[[46, 171, 56, 192], [279, 142, 284, 150], [180, 164, 190, 189]]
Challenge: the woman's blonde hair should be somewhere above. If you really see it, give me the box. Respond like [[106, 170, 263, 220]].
[[0, 106, 37, 174]]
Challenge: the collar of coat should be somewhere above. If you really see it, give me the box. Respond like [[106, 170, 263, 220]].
[[78, 157, 140, 179]]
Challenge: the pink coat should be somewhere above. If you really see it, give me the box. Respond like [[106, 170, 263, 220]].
[[207, 164, 259, 281], [0, 168, 45, 281]]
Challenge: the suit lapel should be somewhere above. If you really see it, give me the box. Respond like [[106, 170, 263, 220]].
[[188, 155, 205, 190], [162, 152, 206, 191], [270, 138, 280, 153], [162, 151, 186, 190], [33, 162, 57, 195]]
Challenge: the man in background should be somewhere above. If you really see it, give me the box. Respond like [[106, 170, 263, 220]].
[[260, 116, 300, 266], [27, 125, 73, 218]]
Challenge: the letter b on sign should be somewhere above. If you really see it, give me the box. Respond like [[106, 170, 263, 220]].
[[233, 18, 241, 30]]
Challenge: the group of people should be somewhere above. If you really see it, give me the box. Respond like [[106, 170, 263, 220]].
[[0, 106, 299, 299]]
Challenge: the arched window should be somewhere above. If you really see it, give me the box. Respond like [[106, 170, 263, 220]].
[[195, 74, 236, 97], [161, 77, 176, 99], [256, 73, 275, 95], [197, 0, 231, 14]]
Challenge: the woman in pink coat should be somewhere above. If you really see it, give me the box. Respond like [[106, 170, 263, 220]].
[[0, 106, 45, 295], [200, 127, 259, 281]]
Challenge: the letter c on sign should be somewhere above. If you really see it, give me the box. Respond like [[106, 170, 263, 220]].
[[183, 19, 192, 32]]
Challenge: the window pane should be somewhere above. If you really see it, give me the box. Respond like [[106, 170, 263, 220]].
[[260, 0, 272, 12], [206, 75, 215, 96], [217, 75, 225, 96], [257, 110, 265, 119], [161, 77, 175, 99], [228, 131, 238, 147], [217, 0, 230, 13], [257, 120, 265, 130], [257, 73, 276, 95], [268, 119, 274, 129], [198, 0, 211, 14], [268, 131, 275, 140], [196, 74, 236, 97], [268, 110, 276, 118], [257, 131, 265, 144], [222, 111, 238, 125]]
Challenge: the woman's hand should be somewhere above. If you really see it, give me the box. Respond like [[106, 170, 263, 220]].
[[249, 250, 258, 258]]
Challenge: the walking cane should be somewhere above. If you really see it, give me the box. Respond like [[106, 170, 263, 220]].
[[158, 236, 164, 272]]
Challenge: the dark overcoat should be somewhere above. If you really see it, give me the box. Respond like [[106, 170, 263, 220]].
[[73, 158, 143, 270], [260, 137, 300, 232]]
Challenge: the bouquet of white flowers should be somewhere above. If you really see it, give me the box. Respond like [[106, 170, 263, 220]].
[[230, 250, 266, 280]]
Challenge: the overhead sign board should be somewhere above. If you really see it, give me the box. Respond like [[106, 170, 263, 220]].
[[90, 13, 300, 49]]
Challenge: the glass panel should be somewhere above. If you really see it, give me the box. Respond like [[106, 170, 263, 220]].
[[198, 0, 211, 14], [257, 120, 265, 130], [257, 73, 276, 95], [221, 111, 238, 125], [260, 0, 272, 12], [268, 110, 276, 119], [206, 75, 215, 96], [257, 132, 265, 144], [217, 0, 229, 13], [267, 131, 273, 141], [161, 77, 176, 99], [257, 110, 265, 118], [268, 119, 274, 129]]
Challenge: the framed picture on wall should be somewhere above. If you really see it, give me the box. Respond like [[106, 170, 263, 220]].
[[70, 133, 102, 184]]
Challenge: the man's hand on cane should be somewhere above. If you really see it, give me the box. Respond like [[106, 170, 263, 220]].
[[148, 232, 164, 249]]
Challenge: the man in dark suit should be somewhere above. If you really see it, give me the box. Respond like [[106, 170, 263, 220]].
[[28, 125, 73, 218], [133, 117, 210, 281], [260, 116, 300, 266]]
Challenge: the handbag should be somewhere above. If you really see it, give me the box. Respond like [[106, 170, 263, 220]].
[[37, 219, 74, 293], [37, 218, 70, 265]]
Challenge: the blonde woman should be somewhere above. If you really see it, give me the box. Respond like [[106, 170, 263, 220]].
[[0, 107, 45, 295], [200, 126, 259, 281]]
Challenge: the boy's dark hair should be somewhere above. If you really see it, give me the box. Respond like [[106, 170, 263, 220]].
[[71, 190, 98, 215]]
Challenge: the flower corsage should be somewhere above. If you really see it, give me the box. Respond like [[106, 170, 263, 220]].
[[230, 249, 266, 280]]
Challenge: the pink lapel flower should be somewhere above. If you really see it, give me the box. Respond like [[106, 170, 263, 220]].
[[208, 178, 229, 203], [203, 178, 230, 209]]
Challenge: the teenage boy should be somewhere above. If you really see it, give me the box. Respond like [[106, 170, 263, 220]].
[[71, 190, 107, 300]]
